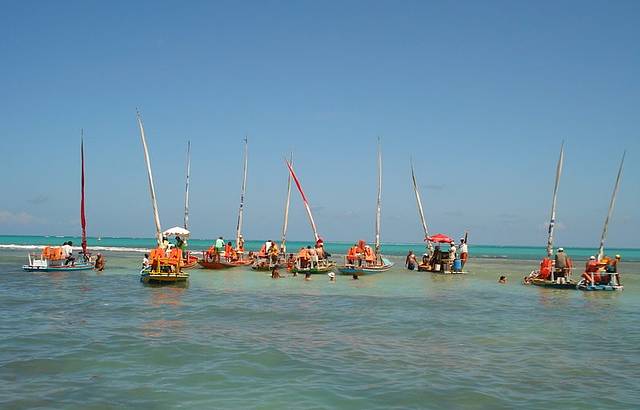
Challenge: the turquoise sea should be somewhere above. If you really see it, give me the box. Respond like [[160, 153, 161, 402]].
[[1, 236, 639, 409]]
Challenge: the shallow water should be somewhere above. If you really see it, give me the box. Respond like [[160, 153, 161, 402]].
[[1, 249, 639, 409]]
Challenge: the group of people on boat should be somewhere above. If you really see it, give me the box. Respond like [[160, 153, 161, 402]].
[[346, 240, 377, 267], [405, 237, 469, 272], [204, 236, 245, 263], [581, 254, 622, 287]]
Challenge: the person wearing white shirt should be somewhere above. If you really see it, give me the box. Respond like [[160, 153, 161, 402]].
[[62, 241, 75, 266], [459, 238, 469, 268]]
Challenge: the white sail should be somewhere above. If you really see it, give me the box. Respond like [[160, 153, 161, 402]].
[[235, 137, 248, 251], [374, 139, 382, 258], [546, 142, 564, 258], [136, 111, 163, 246], [281, 153, 293, 254], [184, 140, 191, 230], [597, 151, 625, 261], [410, 159, 433, 254]]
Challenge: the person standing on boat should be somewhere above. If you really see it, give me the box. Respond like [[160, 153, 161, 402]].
[[236, 234, 245, 255], [554, 248, 570, 283], [604, 254, 621, 286], [459, 238, 469, 268], [63, 241, 75, 266], [307, 246, 318, 268], [448, 241, 457, 271], [161, 236, 170, 251], [405, 251, 417, 270]]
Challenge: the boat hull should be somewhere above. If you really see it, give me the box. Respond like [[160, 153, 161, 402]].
[[22, 263, 94, 272], [577, 281, 623, 291], [290, 261, 336, 274], [140, 272, 189, 284], [198, 259, 252, 270], [338, 258, 394, 275], [526, 278, 577, 289]]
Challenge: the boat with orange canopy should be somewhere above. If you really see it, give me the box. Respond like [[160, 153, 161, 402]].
[[136, 111, 189, 284], [23, 131, 94, 272]]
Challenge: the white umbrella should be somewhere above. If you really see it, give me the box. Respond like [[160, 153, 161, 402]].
[[163, 226, 190, 238]]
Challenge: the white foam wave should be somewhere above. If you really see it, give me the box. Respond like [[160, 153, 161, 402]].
[[0, 244, 149, 254]]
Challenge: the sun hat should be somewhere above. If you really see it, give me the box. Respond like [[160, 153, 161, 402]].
[[558, 248, 564, 252], [328, 272, 336, 278], [589, 256, 596, 260]]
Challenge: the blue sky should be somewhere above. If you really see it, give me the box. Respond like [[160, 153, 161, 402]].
[[1, 0, 638, 247]]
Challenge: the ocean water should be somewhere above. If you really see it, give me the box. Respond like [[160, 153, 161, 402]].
[[1, 245, 639, 408], [2, 235, 639, 261]]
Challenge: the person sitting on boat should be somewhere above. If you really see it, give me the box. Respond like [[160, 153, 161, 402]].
[[430, 245, 443, 271], [94, 253, 105, 272], [63, 241, 75, 266], [161, 236, 170, 251], [459, 238, 469, 268], [421, 253, 430, 269], [142, 253, 150, 269], [581, 256, 601, 285], [553, 248, 570, 283], [315, 242, 326, 260], [307, 246, 319, 268], [224, 242, 233, 261], [264, 240, 273, 255], [268, 243, 280, 266], [405, 251, 417, 270], [346, 244, 359, 266], [363, 245, 375, 266]]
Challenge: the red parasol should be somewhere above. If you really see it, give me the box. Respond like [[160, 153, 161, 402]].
[[426, 233, 454, 243]]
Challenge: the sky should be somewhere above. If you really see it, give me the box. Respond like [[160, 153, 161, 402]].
[[0, 0, 638, 247]]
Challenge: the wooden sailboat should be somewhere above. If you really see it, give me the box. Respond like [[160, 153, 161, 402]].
[[23, 131, 94, 272], [199, 138, 252, 269], [523, 143, 575, 289], [577, 152, 625, 291], [137, 111, 189, 284], [286, 159, 336, 274], [252, 153, 293, 272], [338, 140, 394, 275], [410, 161, 465, 274]]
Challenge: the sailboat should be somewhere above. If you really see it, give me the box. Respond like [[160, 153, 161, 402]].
[[523, 143, 575, 289], [199, 138, 252, 269], [136, 111, 189, 284], [410, 161, 465, 274], [338, 140, 394, 275], [252, 153, 293, 272], [286, 159, 336, 274], [23, 131, 94, 272], [577, 152, 626, 291]]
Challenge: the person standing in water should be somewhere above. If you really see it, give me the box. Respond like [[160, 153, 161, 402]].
[[405, 251, 417, 270], [94, 253, 105, 271]]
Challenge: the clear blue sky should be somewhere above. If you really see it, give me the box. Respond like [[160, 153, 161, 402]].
[[1, 0, 638, 247]]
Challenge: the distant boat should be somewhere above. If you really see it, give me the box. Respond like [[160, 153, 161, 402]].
[[410, 161, 465, 274], [577, 152, 625, 291], [338, 139, 394, 275], [23, 131, 94, 272], [136, 111, 189, 284], [199, 138, 252, 269], [523, 143, 576, 289]]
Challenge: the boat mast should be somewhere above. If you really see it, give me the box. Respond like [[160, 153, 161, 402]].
[[410, 159, 433, 254], [136, 110, 163, 246], [286, 160, 320, 242], [374, 138, 382, 260], [80, 129, 88, 256], [183, 140, 191, 230], [281, 153, 293, 254], [597, 151, 625, 261], [545, 142, 564, 258], [235, 137, 248, 250]]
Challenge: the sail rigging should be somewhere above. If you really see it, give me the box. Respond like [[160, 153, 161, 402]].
[[374, 139, 382, 258], [286, 160, 320, 242], [546, 142, 564, 258], [410, 159, 433, 254], [136, 110, 163, 245], [235, 137, 248, 250], [597, 151, 625, 261], [80, 129, 87, 255], [183, 141, 191, 230], [281, 153, 293, 254]]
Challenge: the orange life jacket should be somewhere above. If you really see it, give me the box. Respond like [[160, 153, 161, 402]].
[[538, 258, 552, 280]]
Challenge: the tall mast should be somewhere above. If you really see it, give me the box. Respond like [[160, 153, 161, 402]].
[[235, 137, 248, 250], [80, 129, 88, 255], [286, 160, 320, 242], [281, 153, 293, 254], [545, 142, 564, 258], [136, 110, 163, 246], [183, 140, 191, 230], [374, 138, 382, 258], [597, 151, 625, 261], [411, 159, 433, 254]]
